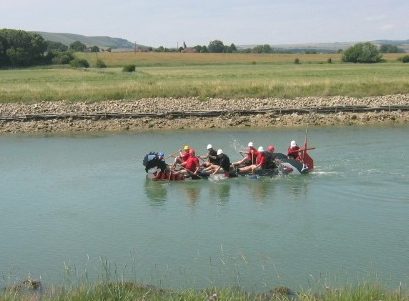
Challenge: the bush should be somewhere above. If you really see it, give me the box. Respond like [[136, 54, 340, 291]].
[[70, 58, 89, 68], [398, 55, 409, 63], [342, 42, 382, 63], [294, 58, 300, 64], [122, 64, 136, 72], [51, 51, 74, 65], [69, 41, 86, 52], [95, 58, 107, 68]]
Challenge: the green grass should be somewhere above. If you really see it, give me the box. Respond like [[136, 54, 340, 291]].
[[1, 281, 408, 301], [1, 61, 409, 103]]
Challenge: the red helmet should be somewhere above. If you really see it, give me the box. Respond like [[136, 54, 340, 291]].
[[189, 148, 196, 156], [267, 145, 275, 152]]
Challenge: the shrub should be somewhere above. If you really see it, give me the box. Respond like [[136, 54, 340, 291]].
[[69, 41, 86, 52], [70, 58, 89, 68], [51, 51, 74, 65], [342, 42, 382, 63], [122, 64, 136, 72], [95, 58, 107, 68], [294, 58, 300, 64], [398, 55, 409, 63]]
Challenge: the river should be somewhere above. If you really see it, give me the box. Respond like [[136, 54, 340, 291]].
[[1, 126, 408, 291]]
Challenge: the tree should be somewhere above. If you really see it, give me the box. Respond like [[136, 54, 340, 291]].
[[208, 40, 225, 53], [342, 42, 382, 63], [379, 44, 404, 53], [69, 41, 87, 52], [0, 35, 7, 66], [46, 41, 68, 52], [252, 44, 272, 53], [0, 29, 47, 67], [200, 46, 208, 53], [90, 45, 100, 52], [229, 43, 237, 53]]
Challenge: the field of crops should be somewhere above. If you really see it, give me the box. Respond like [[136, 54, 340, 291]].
[[0, 53, 408, 103]]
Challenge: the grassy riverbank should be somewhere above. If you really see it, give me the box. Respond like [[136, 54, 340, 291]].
[[1, 281, 408, 301], [1, 53, 409, 103]]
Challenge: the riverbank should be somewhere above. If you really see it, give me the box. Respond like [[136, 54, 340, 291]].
[[2, 280, 408, 301], [1, 95, 409, 134]]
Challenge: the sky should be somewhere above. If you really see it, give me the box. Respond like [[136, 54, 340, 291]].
[[1, 0, 409, 47]]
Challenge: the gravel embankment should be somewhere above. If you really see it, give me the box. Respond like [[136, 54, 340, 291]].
[[1, 95, 409, 134]]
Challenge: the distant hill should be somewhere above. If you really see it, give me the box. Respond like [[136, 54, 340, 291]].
[[34, 31, 149, 51], [239, 39, 409, 53]]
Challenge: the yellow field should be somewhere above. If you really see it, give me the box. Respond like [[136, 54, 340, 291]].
[[76, 52, 404, 67]]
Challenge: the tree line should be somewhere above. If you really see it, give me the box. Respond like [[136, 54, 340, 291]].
[[1, 29, 408, 68], [0, 29, 102, 67]]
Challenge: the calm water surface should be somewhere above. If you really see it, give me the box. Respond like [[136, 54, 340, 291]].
[[1, 126, 408, 291]]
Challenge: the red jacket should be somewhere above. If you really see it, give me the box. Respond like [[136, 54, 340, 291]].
[[246, 147, 258, 164], [182, 156, 200, 172], [287, 146, 300, 159], [256, 152, 267, 168]]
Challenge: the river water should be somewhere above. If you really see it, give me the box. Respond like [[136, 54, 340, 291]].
[[1, 126, 408, 291]]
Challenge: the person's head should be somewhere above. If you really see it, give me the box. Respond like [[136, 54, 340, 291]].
[[207, 144, 213, 150], [189, 148, 196, 156], [183, 145, 190, 152], [258, 146, 264, 152], [267, 145, 275, 152], [248, 141, 254, 148], [290, 140, 297, 148], [217, 149, 223, 156]]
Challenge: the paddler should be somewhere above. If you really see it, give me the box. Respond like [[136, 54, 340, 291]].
[[238, 146, 266, 174], [180, 148, 200, 177], [287, 140, 300, 160], [212, 149, 232, 175], [200, 144, 218, 168], [264, 145, 278, 169], [232, 141, 258, 167], [173, 145, 191, 168]]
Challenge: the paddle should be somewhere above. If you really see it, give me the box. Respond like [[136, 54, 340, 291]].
[[165, 151, 178, 159]]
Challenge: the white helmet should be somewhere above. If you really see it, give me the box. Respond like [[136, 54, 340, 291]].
[[290, 140, 297, 147], [207, 144, 213, 150], [248, 141, 254, 147], [258, 146, 264, 152], [217, 149, 223, 155]]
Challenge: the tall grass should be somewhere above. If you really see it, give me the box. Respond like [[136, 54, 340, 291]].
[[1, 61, 409, 103], [1, 281, 408, 301]]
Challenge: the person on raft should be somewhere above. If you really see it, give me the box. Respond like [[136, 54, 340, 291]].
[[238, 146, 267, 174], [143, 152, 167, 173], [232, 141, 258, 167], [287, 140, 301, 160], [212, 149, 232, 175], [200, 144, 218, 168], [179, 149, 200, 177], [173, 145, 191, 168], [264, 145, 278, 169]]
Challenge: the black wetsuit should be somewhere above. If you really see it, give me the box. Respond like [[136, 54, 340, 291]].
[[264, 151, 277, 169], [217, 153, 231, 172], [208, 149, 218, 164]]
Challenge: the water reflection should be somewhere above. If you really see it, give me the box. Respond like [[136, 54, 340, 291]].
[[143, 175, 312, 207], [242, 177, 275, 202], [208, 181, 231, 204], [280, 175, 311, 198], [144, 179, 167, 206], [182, 182, 201, 206]]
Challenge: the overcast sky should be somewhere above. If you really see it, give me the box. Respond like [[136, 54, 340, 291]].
[[1, 0, 408, 47]]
